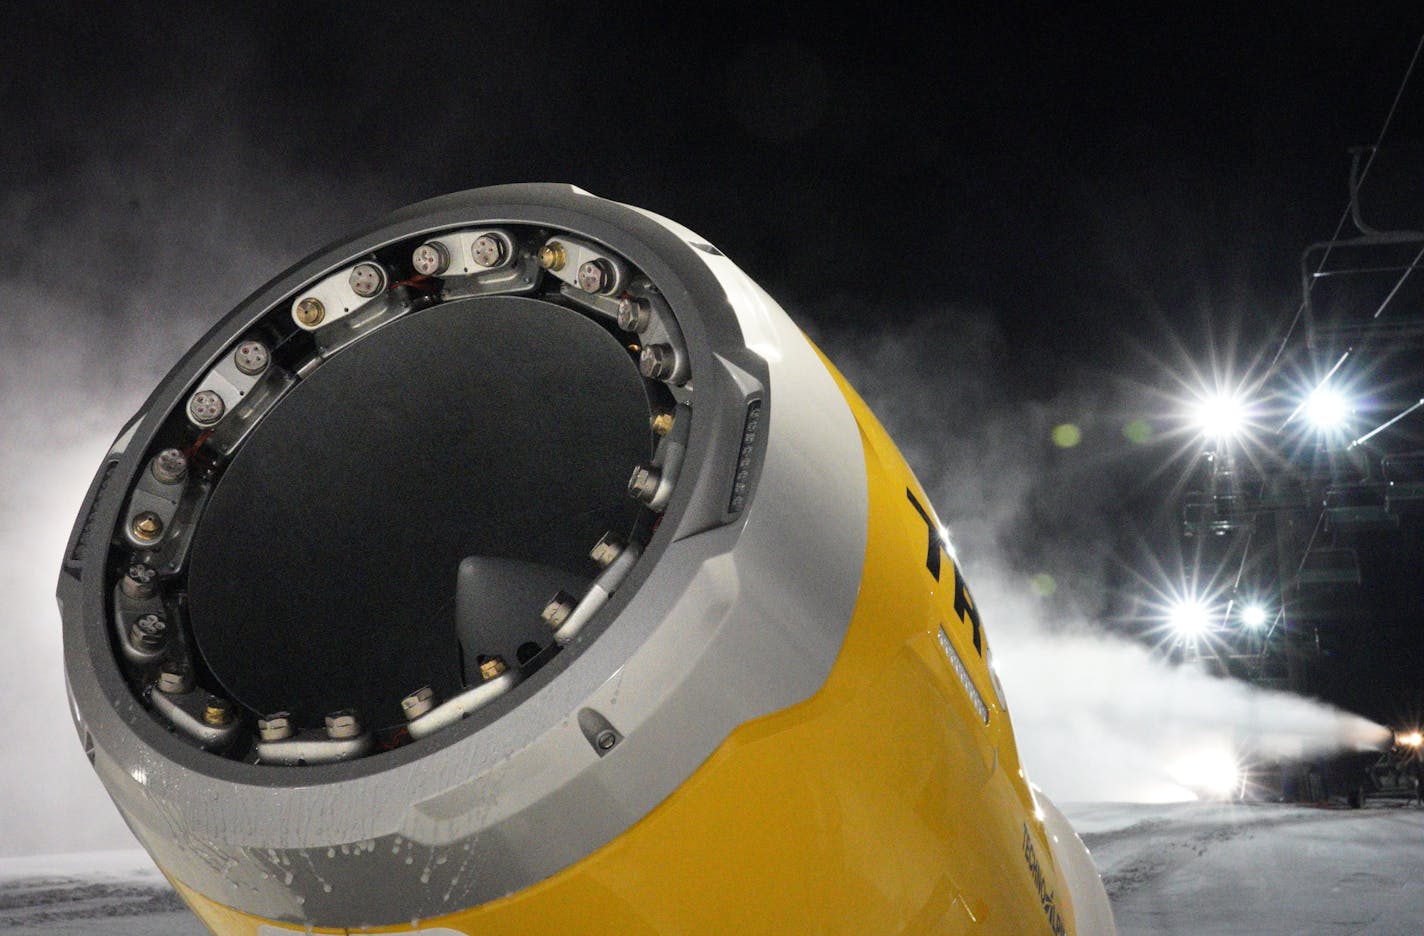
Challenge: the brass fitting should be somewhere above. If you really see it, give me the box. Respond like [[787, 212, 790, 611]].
[[203, 697, 234, 727], [538, 241, 567, 272], [131, 512, 163, 543], [294, 296, 325, 326]]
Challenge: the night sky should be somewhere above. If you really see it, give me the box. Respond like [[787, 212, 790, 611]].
[[5, 8, 1424, 757]]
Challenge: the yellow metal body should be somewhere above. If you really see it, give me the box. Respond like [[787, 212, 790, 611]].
[[174, 353, 1078, 934]]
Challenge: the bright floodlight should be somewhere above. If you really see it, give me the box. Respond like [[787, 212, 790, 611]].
[[1191, 393, 1247, 440], [1169, 749, 1243, 799], [1168, 599, 1213, 638], [1305, 388, 1348, 430], [1398, 730, 1423, 748], [1241, 604, 1268, 629]]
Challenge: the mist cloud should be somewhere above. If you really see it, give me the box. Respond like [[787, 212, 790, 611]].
[[0, 110, 397, 854]]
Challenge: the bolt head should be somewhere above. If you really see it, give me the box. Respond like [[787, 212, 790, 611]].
[[479, 657, 509, 681], [257, 712, 294, 741], [617, 297, 652, 332], [122, 563, 159, 600], [202, 697, 234, 727], [577, 259, 611, 294], [628, 465, 660, 503], [411, 242, 450, 276], [401, 686, 436, 720], [131, 512, 164, 543], [295, 296, 326, 326], [134, 613, 165, 632], [596, 729, 617, 751], [470, 234, 505, 268], [130, 614, 167, 650], [639, 344, 675, 381], [126, 562, 158, 584], [156, 665, 193, 695], [325, 710, 361, 739], [233, 340, 270, 376], [150, 448, 189, 484], [538, 242, 566, 271], [589, 532, 624, 568], [541, 592, 575, 628], [348, 263, 386, 298], [188, 389, 225, 426]]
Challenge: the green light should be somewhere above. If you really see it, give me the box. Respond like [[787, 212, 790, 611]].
[[1122, 419, 1152, 445], [1029, 573, 1057, 597], [1051, 423, 1082, 448]]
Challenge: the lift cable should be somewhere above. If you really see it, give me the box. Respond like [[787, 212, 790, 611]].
[[1370, 240, 1424, 320], [1278, 348, 1351, 431], [1259, 509, 1325, 650], [1270, 32, 1424, 367], [1348, 397, 1424, 449], [1217, 525, 1256, 630]]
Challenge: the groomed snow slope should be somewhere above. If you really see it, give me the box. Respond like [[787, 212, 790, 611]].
[[1066, 800, 1424, 935], [0, 851, 195, 934]]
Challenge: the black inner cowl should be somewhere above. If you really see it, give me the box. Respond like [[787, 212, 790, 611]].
[[187, 295, 651, 729]]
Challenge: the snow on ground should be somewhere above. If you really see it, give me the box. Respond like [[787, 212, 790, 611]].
[[1, 802, 1421, 933], [0, 851, 197, 935], [1062, 800, 1424, 935]]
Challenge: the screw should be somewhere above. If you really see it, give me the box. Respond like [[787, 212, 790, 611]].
[[130, 613, 168, 650], [401, 686, 436, 721], [257, 712, 294, 742], [470, 234, 505, 268], [479, 657, 508, 681], [639, 344, 676, 381], [576, 259, 612, 294], [541, 592, 576, 628], [131, 512, 164, 543], [156, 663, 193, 695], [538, 242, 567, 271], [203, 697, 234, 727], [348, 262, 386, 298], [294, 296, 326, 326], [628, 465, 660, 504], [617, 297, 652, 332], [325, 710, 361, 739], [650, 411, 675, 436], [121, 563, 159, 600], [188, 389, 225, 425], [596, 729, 617, 751], [233, 340, 270, 376], [411, 242, 450, 276], [590, 532, 625, 568], [150, 448, 188, 485]]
